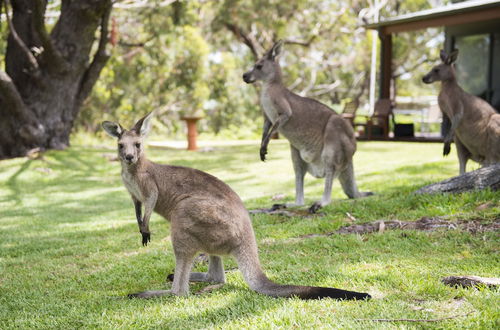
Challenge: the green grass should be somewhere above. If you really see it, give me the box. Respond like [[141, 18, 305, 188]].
[[0, 140, 498, 329]]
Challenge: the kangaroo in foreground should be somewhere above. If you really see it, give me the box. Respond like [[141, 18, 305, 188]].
[[102, 113, 371, 300], [422, 49, 500, 174], [243, 40, 371, 213]]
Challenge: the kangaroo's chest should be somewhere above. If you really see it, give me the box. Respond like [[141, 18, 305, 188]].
[[121, 171, 144, 201], [260, 90, 279, 123]]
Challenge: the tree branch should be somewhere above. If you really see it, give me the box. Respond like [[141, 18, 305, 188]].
[[0, 70, 44, 142], [75, 3, 113, 108], [284, 35, 317, 47], [310, 80, 341, 97], [113, 0, 175, 9], [0, 70, 28, 118], [2, 0, 40, 75], [118, 35, 154, 48], [284, 10, 343, 49], [224, 22, 260, 58], [32, 0, 66, 70], [393, 56, 433, 79]]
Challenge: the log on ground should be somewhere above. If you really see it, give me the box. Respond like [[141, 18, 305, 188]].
[[415, 164, 500, 194], [442, 276, 500, 288]]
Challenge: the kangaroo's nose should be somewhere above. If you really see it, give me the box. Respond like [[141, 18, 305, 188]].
[[125, 154, 133, 161], [242, 72, 253, 83]]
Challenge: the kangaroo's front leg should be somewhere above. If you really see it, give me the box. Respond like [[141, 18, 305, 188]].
[[260, 113, 290, 161], [444, 104, 463, 146], [132, 197, 142, 227], [139, 185, 158, 246], [441, 114, 452, 156], [260, 100, 292, 161], [260, 116, 272, 161]]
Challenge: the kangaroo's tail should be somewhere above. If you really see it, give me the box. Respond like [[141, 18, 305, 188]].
[[234, 242, 371, 300]]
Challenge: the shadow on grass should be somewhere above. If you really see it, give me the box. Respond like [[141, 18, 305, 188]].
[[68, 228, 492, 327], [5, 159, 33, 205]]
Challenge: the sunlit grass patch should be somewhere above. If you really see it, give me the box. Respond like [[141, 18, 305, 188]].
[[0, 140, 498, 328]]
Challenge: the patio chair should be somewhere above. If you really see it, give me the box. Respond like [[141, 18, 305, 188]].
[[340, 100, 359, 127], [357, 99, 394, 139]]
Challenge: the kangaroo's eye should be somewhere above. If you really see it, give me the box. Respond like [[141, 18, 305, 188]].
[[135, 143, 141, 148], [118, 143, 124, 149], [433, 68, 439, 73], [255, 64, 263, 70]]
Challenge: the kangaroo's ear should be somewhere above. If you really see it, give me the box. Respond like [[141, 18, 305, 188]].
[[267, 39, 284, 60], [102, 121, 123, 138], [133, 111, 154, 136], [439, 49, 448, 63], [448, 49, 459, 64]]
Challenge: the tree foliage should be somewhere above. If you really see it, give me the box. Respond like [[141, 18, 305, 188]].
[[1, 0, 447, 150], [80, 0, 444, 138]]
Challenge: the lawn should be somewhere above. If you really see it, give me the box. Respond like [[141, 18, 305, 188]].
[[0, 139, 498, 329]]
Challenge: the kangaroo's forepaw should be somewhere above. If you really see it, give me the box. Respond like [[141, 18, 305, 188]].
[[166, 273, 175, 282], [443, 143, 451, 156], [260, 147, 268, 161], [308, 202, 322, 214], [141, 231, 150, 246]]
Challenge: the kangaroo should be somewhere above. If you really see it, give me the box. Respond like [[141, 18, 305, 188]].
[[101, 113, 371, 300], [422, 49, 500, 174], [243, 40, 372, 213]]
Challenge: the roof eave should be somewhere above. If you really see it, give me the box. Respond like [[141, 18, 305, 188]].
[[365, 0, 500, 30]]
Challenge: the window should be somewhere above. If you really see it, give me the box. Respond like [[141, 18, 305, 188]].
[[454, 34, 490, 97]]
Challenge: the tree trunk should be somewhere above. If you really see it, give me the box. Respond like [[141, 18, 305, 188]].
[[0, 0, 112, 159], [415, 164, 500, 194]]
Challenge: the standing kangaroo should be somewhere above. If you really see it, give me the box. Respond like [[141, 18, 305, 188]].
[[102, 113, 371, 300], [243, 40, 371, 213], [422, 49, 500, 174]]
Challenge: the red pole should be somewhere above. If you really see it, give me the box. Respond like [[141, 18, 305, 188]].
[[182, 117, 201, 151]]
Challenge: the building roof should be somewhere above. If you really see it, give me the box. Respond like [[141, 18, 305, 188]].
[[366, 0, 500, 33]]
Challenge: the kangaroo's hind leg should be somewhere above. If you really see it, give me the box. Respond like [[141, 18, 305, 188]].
[[129, 250, 196, 298], [270, 145, 307, 210], [338, 161, 372, 198], [455, 137, 470, 175], [291, 146, 307, 206], [309, 165, 336, 213], [167, 255, 226, 284]]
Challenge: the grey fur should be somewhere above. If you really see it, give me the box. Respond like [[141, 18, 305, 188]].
[[422, 49, 500, 174], [242, 41, 371, 212], [102, 114, 370, 300]]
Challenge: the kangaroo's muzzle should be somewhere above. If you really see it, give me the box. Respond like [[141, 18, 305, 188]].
[[422, 74, 433, 84], [242, 72, 255, 84]]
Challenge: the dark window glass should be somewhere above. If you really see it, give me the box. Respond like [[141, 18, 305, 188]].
[[455, 34, 490, 97]]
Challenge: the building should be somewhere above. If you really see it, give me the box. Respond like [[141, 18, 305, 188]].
[[366, 0, 500, 112]]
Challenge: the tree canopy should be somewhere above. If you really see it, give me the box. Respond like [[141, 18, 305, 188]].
[[0, 0, 447, 157]]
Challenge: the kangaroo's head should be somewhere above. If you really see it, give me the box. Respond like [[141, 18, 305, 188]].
[[101, 112, 154, 166], [242, 40, 283, 84], [422, 49, 458, 84]]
